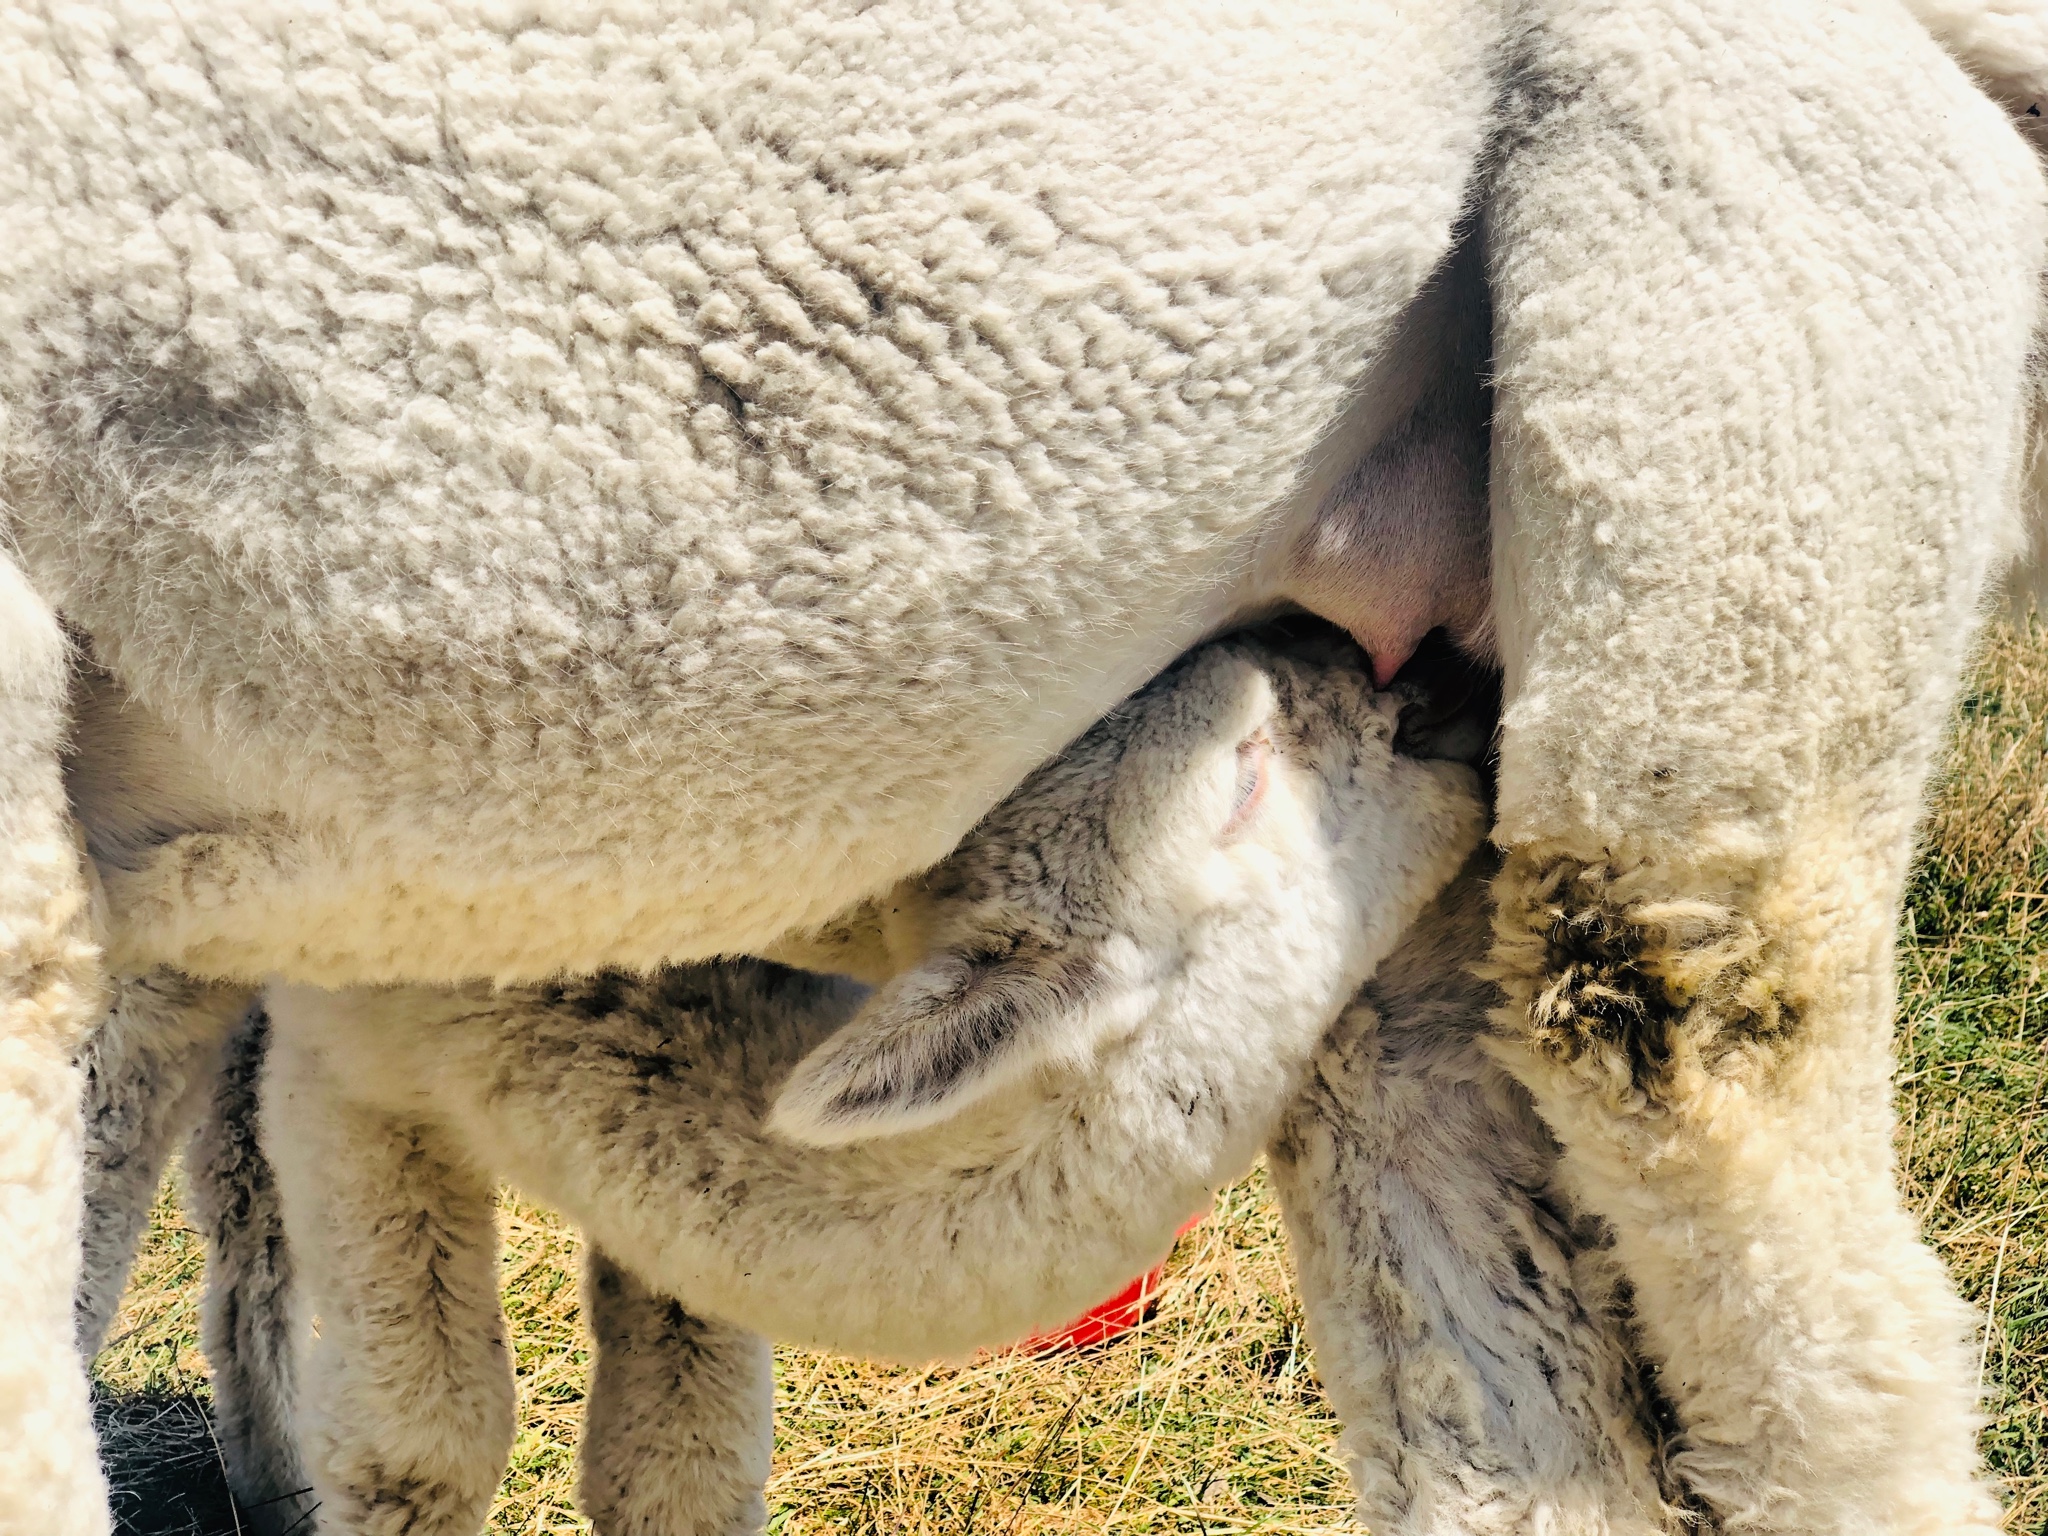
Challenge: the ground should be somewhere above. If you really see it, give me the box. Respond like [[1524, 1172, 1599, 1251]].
[[90, 622, 2048, 1535]]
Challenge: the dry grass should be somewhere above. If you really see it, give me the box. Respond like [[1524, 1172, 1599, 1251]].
[[94, 623, 2048, 1534], [99, 1164, 1348, 1535]]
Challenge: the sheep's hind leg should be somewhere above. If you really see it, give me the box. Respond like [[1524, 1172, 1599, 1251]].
[[1483, 0, 2043, 1524], [264, 1000, 514, 1536], [1269, 864, 1683, 1535], [580, 1251, 773, 1536]]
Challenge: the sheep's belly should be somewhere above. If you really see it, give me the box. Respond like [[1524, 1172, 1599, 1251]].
[[9, 0, 1500, 983]]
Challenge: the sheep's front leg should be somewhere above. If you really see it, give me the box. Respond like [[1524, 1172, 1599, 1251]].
[[264, 1008, 514, 1536], [74, 973, 253, 1358], [580, 1251, 773, 1536], [184, 1003, 310, 1536], [1485, 0, 2044, 1526], [1269, 867, 1682, 1535]]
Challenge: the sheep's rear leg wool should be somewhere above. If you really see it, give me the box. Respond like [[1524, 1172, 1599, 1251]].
[[1486, 0, 2047, 1527], [580, 1252, 773, 1536], [0, 552, 112, 1536], [264, 1021, 514, 1536], [1485, 852, 1988, 1532]]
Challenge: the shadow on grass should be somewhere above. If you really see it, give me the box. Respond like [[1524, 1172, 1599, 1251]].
[[95, 1391, 250, 1536]]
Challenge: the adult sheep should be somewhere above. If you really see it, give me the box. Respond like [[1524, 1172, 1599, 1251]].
[[1, 0, 2043, 1532]]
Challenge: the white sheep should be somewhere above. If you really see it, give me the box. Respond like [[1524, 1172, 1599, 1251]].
[[229, 628, 1687, 1534], [8, 0, 2048, 1528], [9, 9, 1497, 1506]]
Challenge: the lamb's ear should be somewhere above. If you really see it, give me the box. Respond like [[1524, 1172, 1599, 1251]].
[[766, 928, 1112, 1147]]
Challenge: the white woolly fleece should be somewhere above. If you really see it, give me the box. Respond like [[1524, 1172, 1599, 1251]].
[[1907, 0, 2048, 105], [1, 0, 1497, 986], [254, 633, 1484, 1527], [18, 0, 2048, 1529], [0, 555, 111, 1536], [1485, 0, 2045, 1530]]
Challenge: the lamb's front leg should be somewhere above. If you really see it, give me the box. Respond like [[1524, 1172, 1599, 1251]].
[[184, 1003, 310, 1536], [1268, 867, 1682, 1535], [1485, 0, 2044, 1525], [74, 972, 253, 1357], [580, 1251, 773, 1536], [264, 1016, 514, 1536]]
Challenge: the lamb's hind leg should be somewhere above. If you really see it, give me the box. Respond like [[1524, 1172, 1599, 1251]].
[[1269, 863, 1682, 1535], [580, 1251, 773, 1536], [1485, 0, 2045, 1526], [264, 997, 514, 1536], [184, 1002, 311, 1536]]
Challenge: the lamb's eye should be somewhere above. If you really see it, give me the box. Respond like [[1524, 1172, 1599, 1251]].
[[1223, 730, 1271, 836]]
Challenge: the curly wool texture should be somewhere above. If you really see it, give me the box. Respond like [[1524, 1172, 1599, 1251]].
[[244, 632, 1487, 1527], [1906, 0, 2048, 618], [1485, 842, 1996, 1534], [0, 0, 1497, 985], [1480, 1, 2046, 1529], [14, 0, 2048, 1527], [188, 866, 1677, 1536], [1269, 864, 1690, 1536]]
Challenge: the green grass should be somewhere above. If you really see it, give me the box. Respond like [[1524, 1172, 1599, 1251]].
[[94, 623, 2048, 1534], [1899, 621, 2048, 1530]]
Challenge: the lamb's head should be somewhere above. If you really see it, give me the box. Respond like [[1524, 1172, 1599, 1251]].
[[768, 625, 1488, 1147]]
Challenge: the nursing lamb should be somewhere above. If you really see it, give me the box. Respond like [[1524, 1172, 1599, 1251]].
[[194, 883, 1686, 1536], [8, 1, 2048, 1530], [254, 628, 1473, 1528], [242, 629, 1680, 1533]]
